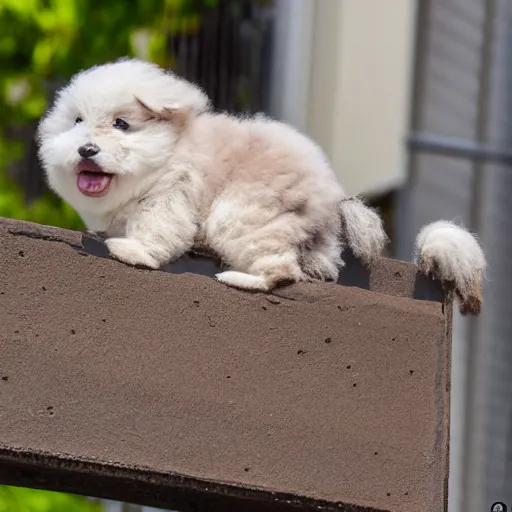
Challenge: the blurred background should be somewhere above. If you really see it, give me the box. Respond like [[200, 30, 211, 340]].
[[0, 0, 511, 511]]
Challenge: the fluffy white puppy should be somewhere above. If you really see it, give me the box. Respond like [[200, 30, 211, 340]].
[[37, 58, 485, 314]]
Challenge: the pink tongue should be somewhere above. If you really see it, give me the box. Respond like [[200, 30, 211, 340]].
[[77, 173, 111, 195]]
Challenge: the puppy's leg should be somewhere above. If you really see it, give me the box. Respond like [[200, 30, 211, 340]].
[[216, 251, 304, 292], [105, 192, 197, 269], [298, 232, 343, 281], [414, 220, 486, 315], [214, 217, 307, 292], [105, 238, 162, 269]]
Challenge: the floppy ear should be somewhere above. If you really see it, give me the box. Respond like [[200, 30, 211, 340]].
[[134, 73, 210, 130], [135, 97, 194, 129]]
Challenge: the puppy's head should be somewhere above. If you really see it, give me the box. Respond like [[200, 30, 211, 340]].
[[37, 58, 209, 215]]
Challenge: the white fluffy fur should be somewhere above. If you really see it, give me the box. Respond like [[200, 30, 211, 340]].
[[339, 198, 387, 266], [37, 58, 486, 314], [37, 58, 386, 291], [414, 220, 486, 315]]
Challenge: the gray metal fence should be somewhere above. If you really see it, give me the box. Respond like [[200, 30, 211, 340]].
[[398, 1, 512, 511], [169, 0, 273, 115]]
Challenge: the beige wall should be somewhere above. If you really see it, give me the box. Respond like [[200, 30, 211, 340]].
[[273, 0, 418, 197]]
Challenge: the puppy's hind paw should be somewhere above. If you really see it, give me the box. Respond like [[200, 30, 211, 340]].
[[414, 221, 486, 315], [105, 237, 160, 269], [215, 271, 270, 292]]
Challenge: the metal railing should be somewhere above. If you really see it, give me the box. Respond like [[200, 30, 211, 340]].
[[403, 1, 512, 511]]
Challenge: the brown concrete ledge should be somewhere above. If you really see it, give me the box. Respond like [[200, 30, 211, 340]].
[[0, 217, 452, 512]]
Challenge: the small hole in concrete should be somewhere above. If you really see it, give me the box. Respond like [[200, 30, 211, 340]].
[[346, 365, 351, 369], [2, 376, 8, 382], [99, 275, 105, 279], [394, 271, 402, 278], [387, 493, 391, 497], [352, 383, 357, 387], [42, 286, 46, 291], [244, 467, 250, 472], [226, 376, 231, 379], [49, 411, 55, 416], [324, 337, 332, 344], [14, 330, 19, 334], [193, 300, 200, 307], [262, 306, 267, 311], [35, 334, 39, 337], [297, 349, 306, 355], [392, 337, 396, 341], [374, 452, 378, 455], [71, 329, 76, 335], [404, 492, 409, 496], [18, 251, 24, 257], [47, 406, 53, 411], [102, 319, 106, 322], [410, 370, 414, 375]]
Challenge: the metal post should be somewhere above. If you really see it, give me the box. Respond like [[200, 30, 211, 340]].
[[460, 3, 497, 512]]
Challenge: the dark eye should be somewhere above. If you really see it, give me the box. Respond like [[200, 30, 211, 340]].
[[113, 118, 130, 131], [75, 117, 83, 124]]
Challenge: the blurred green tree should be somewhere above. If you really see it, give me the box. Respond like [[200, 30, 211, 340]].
[[0, 487, 103, 512]]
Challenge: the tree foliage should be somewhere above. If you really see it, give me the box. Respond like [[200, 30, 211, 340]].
[[0, 487, 103, 512]]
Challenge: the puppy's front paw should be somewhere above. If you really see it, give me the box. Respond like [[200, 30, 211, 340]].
[[105, 238, 160, 269]]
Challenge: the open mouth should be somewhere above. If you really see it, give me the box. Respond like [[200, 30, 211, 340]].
[[76, 160, 113, 197]]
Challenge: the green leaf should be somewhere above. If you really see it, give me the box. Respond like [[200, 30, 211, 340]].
[[2, 0, 40, 20]]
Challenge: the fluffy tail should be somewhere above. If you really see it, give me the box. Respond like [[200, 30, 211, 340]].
[[414, 220, 486, 315], [339, 197, 388, 266]]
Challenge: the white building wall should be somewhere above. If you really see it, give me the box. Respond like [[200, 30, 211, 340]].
[[270, 0, 417, 197]]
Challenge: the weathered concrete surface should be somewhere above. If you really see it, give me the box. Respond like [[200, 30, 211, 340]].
[[0, 217, 452, 512]]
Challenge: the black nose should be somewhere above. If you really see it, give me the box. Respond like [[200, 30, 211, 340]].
[[78, 143, 100, 159]]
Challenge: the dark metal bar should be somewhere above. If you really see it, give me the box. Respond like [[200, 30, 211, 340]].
[[394, 0, 433, 262], [407, 132, 512, 165]]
